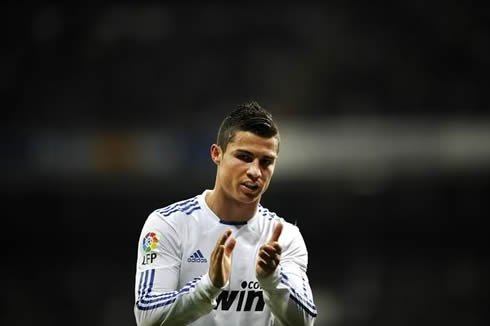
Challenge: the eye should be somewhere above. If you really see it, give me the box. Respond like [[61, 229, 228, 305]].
[[236, 153, 253, 162], [260, 158, 274, 167]]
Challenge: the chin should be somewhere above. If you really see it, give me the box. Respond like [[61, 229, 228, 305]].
[[240, 192, 262, 204]]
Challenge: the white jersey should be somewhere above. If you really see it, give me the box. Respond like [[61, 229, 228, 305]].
[[134, 190, 317, 326]]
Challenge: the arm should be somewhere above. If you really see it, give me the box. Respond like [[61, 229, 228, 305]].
[[256, 223, 317, 326], [134, 212, 236, 326], [135, 269, 221, 326]]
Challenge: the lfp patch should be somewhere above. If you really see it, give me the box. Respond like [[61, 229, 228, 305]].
[[142, 232, 160, 253]]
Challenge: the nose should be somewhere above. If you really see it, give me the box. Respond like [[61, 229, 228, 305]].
[[246, 159, 261, 180]]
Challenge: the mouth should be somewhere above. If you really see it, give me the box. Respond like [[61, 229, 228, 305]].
[[241, 182, 260, 192]]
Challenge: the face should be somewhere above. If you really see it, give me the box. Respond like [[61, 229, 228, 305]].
[[212, 131, 279, 205]]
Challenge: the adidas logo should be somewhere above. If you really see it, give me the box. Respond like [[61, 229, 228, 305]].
[[187, 249, 208, 263]]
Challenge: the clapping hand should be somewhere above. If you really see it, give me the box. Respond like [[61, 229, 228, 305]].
[[256, 223, 283, 278]]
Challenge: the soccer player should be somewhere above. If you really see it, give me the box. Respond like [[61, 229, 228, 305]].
[[134, 102, 317, 325]]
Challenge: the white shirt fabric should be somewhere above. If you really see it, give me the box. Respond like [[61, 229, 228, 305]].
[[134, 190, 317, 326]]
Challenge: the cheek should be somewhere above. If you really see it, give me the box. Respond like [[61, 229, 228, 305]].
[[220, 161, 242, 180], [265, 166, 275, 178], [228, 159, 247, 172]]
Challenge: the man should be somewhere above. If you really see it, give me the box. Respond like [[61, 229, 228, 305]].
[[134, 101, 317, 325]]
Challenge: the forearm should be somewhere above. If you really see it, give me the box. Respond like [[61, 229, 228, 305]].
[[258, 268, 317, 326], [135, 271, 222, 326]]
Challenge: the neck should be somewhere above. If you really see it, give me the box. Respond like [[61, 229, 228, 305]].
[[205, 189, 259, 223]]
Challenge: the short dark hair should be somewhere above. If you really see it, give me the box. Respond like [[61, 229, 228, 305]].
[[217, 101, 280, 152]]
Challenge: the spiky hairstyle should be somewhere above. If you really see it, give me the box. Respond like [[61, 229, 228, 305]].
[[216, 101, 279, 152]]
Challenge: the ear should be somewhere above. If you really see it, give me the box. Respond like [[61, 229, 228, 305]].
[[210, 144, 222, 165]]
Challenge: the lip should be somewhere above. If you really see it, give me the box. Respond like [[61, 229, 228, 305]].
[[240, 182, 260, 194]]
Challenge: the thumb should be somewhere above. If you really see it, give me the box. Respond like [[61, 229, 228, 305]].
[[224, 235, 236, 256], [269, 223, 283, 243]]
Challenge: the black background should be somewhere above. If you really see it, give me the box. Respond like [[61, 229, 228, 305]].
[[2, 2, 489, 326]]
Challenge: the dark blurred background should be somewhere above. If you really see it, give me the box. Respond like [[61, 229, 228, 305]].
[[2, 2, 489, 326]]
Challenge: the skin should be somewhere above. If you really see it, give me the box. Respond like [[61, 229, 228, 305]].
[[256, 222, 283, 277], [206, 131, 283, 287]]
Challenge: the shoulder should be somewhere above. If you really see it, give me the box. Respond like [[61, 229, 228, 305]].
[[258, 206, 309, 266], [143, 195, 203, 230], [257, 205, 302, 241], [153, 195, 201, 219]]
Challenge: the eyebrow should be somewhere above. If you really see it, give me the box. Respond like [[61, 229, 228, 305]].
[[234, 149, 277, 160]]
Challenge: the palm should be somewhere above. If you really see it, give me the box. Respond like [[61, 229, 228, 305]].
[[209, 230, 236, 288], [256, 262, 267, 276]]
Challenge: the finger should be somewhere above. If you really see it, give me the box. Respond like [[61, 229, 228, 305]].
[[212, 230, 231, 261], [258, 249, 272, 260], [259, 249, 280, 264], [257, 259, 274, 273], [257, 258, 266, 268], [217, 229, 232, 247], [272, 242, 282, 254], [224, 236, 236, 256], [261, 244, 281, 257], [214, 245, 224, 264], [269, 223, 283, 243], [211, 245, 225, 287]]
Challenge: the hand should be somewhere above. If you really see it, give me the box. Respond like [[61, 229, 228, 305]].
[[256, 223, 283, 278], [209, 229, 236, 288]]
